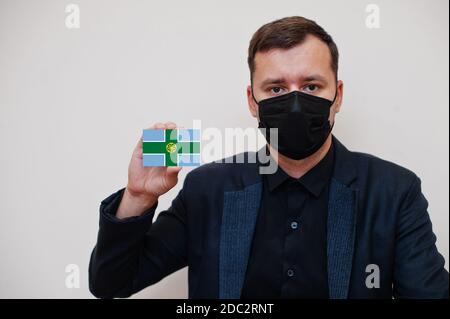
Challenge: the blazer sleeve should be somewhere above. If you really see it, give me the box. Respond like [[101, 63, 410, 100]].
[[393, 175, 449, 299], [88, 180, 189, 299]]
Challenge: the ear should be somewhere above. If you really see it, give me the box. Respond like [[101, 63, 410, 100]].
[[333, 80, 344, 114], [247, 85, 258, 118]]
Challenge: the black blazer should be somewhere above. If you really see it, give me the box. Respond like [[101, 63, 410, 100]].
[[89, 135, 449, 298]]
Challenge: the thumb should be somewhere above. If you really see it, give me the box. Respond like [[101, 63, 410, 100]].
[[166, 166, 183, 176]]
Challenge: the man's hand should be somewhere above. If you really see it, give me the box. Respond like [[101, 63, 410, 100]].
[[116, 122, 182, 219]]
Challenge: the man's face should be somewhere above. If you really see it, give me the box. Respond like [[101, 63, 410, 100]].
[[247, 34, 343, 125]]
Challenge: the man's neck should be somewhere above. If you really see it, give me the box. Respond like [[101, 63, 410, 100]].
[[269, 135, 333, 179]]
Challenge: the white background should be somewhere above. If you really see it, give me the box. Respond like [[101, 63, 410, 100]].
[[0, 0, 448, 298]]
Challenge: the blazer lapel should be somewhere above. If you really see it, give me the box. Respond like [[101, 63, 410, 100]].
[[327, 178, 358, 298], [327, 135, 359, 299], [218, 182, 263, 299]]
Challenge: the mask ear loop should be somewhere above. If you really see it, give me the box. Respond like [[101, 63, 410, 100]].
[[250, 79, 259, 104], [328, 83, 339, 132], [251, 80, 271, 156], [330, 85, 338, 105], [313, 84, 339, 132]]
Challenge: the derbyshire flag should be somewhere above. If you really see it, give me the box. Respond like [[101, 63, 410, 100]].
[[142, 129, 201, 167]]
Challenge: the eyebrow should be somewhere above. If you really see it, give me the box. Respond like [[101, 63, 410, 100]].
[[304, 74, 328, 83], [260, 78, 285, 87], [259, 74, 328, 87]]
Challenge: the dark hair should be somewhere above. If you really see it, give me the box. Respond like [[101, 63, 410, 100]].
[[247, 16, 339, 82]]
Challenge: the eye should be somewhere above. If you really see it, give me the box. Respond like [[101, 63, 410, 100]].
[[303, 84, 319, 93], [269, 87, 285, 95]]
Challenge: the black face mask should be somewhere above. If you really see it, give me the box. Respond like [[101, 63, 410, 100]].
[[253, 88, 337, 160]]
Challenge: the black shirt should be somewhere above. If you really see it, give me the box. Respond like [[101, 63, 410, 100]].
[[241, 141, 335, 298]]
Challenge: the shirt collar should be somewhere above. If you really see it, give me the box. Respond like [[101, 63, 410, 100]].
[[266, 141, 335, 197]]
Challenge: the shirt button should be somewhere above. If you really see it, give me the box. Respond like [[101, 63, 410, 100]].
[[287, 269, 295, 277], [290, 221, 299, 230]]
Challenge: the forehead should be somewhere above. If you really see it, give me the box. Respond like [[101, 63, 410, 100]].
[[253, 35, 334, 82]]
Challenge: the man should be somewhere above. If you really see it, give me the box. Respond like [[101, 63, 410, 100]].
[[89, 16, 449, 299]]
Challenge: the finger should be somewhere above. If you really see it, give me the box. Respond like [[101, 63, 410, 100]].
[[166, 166, 183, 175], [165, 122, 177, 129], [133, 136, 143, 158], [135, 135, 143, 150], [145, 122, 163, 130], [154, 122, 165, 129]]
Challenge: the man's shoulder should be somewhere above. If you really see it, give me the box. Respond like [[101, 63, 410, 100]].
[[349, 148, 419, 188]]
